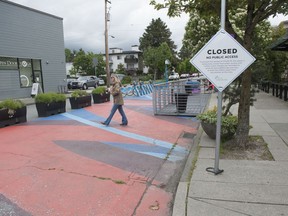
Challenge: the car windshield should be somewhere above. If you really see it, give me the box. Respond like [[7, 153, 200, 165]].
[[77, 77, 88, 81], [67, 78, 76, 81]]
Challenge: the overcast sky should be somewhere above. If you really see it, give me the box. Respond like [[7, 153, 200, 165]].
[[8, 0, 288, 54]]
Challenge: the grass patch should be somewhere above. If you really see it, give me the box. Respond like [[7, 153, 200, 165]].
[[113, 180, 126, 184]]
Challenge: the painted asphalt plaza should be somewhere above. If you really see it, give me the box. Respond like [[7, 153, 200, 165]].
[[0, 94, 200, 215]]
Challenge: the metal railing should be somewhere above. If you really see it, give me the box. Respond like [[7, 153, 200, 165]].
[[121, 83, 153, 97], [152, 80, 211, 116], [261, 81, 288, 102]]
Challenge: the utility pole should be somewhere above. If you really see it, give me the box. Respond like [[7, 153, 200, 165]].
[[105, 0, 111, 87]]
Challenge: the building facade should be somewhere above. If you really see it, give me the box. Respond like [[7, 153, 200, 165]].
[[0, 0, 66, 100], [107, 45, 148, 75]]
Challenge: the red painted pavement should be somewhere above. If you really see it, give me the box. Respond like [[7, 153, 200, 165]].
[[0, 96, 199, 215]]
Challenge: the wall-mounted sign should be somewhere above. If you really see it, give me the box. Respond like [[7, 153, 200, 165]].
[[19, 59, 31, 68], [190, 29, 256, 92], [0, 57, 18, 70]]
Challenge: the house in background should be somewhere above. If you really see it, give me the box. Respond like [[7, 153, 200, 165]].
[[106, 45, 148, 75], [66, 45, 149, 78]]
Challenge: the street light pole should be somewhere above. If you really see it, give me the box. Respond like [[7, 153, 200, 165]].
[[165, 59, 170, 84], [105, 0, 111, 87]]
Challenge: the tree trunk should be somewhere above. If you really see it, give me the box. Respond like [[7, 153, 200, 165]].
[[235, 31, 254, 148], [235, 68, 251, 148], [154, 69, 157, 80]]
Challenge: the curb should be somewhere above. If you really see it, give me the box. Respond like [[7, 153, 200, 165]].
[[172, 128, 203, 216]]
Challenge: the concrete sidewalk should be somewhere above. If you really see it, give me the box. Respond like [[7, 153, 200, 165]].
[[173, 91, 288, 216]]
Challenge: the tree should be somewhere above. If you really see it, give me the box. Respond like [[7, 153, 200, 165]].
[[177, 58, 194, 74], [92, 54, 106, 77], [180, 10, 220, 59], [65, 48, 77, 62], [73, 49, 90, 75], [72, 49, 105, 76], [150, 0, 288, 147], [115, 63, 126, 74], [143, 42, 173, 80], [65, 48, 72, 63], [256, 23, 288, 82], [139, 18, 177, 53]]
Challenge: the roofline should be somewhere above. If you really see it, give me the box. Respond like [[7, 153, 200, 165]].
[[1, 0, 63, 20], [108, 51, 143, 55], [270, 33, 288, 51]]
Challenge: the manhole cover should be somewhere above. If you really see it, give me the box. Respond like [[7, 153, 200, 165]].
[[182, 132, 195, 139]]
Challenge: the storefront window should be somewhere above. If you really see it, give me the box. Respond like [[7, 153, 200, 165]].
[[19, 58, 32, 87], [33, 59, 41, 70], [0, 56, 43, 88]]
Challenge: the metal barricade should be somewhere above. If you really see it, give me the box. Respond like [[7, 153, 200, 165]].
[[152, 80, 211, 116]]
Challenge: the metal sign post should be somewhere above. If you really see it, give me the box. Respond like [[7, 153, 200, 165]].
[[190, 0, 255, 175], [213, 89, 224, 174], [211, 0, 226, 175]]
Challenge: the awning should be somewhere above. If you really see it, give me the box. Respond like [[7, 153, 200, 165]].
[[270, 34, 288, 51]]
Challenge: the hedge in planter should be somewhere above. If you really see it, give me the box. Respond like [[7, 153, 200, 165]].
[[0, 99, 27, 127], [35, 92, 66, 117], [92, 86, 110, 104], [69, 90, 91, 109], [197, 106, 238, 140]]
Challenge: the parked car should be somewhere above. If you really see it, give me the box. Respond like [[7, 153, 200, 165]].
[[180, 73, 190, 79], [97, 78, 105, 86], [67, 77, 78, 90], [70, 76, 98, 90], [169, 72, 180, 80]]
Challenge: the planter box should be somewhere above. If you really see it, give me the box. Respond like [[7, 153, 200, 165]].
[[201, 121, 236, 140], [0, 106, 27, 128], [69, 95, 91, 109], [36, 101, 66, 117], [201, 122, 217, 139], [92, 93, 110, 104]]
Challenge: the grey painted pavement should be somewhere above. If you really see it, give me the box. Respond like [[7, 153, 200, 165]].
[[173, 91, 288, 216]]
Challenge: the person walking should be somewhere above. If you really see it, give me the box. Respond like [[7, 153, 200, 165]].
[[101, 74, 128, 126]]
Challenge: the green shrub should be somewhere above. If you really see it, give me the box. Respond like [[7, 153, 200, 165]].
[[35, 92, 66, 103], [197, 107, 218, 124], [70, 90, 89, 98], [197, 106, 238, 138], [92, 86, 107, 95], [138, 74, 153, 82], [121, 76, 132, 85], [0, 99, 25, 110]]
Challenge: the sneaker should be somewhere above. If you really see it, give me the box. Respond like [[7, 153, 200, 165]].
[[120, 123, 127, 126]]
